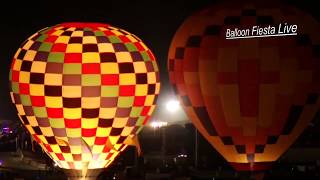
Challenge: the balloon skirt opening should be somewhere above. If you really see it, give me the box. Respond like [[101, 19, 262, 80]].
[[63, 168, 103, 180], [230, 162, 273, 171]]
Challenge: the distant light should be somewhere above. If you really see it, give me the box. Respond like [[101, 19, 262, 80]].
[[150, 121, 168, 128], [166, 100, 180, 112], [0, 160, 3, 166]]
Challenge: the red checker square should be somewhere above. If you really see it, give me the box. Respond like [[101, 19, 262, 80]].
[[44, 144, 53, 152], [104, 31, 115, 36], [65, 119, 81, 128], [106, 153, 113, 159], [31, 96, 45, 106], [134, 42, 145, 51], [47, 108, 63, 118], [51, 43, 67, 52], [65, 53, 82, 63], [56, 153, 65, 160], [141, 106, 150, 116], [33, 134, 41, 143], [102, 74, 119, 85], [147, 50, 155, 60], [45, 36, 58, 43], [134, 96, 146, 106], [19, 83, 30, 94], [11, 59, 17, 69], [102, 145, 111, 153], [119, 85, 135, 96], [143, 116, 150, 125], [82, 63, 101, 74], [119, 35, 130, 43], [12, 70, 20, 82], [95, 137, 108, 145], [82, 128, 97, 137]]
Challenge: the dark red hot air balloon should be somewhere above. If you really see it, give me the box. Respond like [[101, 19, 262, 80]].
[[168, 1, 320, 171]]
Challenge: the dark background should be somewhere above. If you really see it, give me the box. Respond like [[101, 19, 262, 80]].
[[0, 0, 319, 121]]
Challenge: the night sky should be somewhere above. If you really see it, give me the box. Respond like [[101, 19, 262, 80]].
[[0, 0, 319, 123]]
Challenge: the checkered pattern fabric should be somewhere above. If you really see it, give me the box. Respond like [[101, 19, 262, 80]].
[[168, 2, 320, 171], [9, 22, 160, 170]]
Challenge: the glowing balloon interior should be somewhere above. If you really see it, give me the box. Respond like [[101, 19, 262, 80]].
[[168, 2, 320, 171], [9, 22, 160, 170]]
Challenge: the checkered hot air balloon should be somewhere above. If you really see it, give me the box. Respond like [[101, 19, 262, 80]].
[[9, 22, 160, 171], [168, 2, 320, 171]]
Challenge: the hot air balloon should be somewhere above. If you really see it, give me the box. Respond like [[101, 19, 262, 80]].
[[168, 2, 320, 171], [9, 22, 160, 179]]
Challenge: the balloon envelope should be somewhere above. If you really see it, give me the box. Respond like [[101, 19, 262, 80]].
[[168, 2, 320, 171], [10, 22, 160, 170]]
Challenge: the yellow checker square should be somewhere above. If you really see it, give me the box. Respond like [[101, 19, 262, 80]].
[[66, 27, 76, 31], [28, 116, 38, 126], [119, 73, 136, 85], [70, 145, 81, 154], [83, 36, 98, 44], [81, 118, 99, 129], [62, 86, 82, 97], [83, 137, 95, 146], [66, 44, 83, 53], [101, 63, 119, 74], [82, 97, 100, 109], [74, 162, 83, 170], [63, 108, 81, 119], [126, 35, 139, 42], [147, 72, 156, 84], [99, 108, 116, 119], [51, 144, 62, 153], [92, 145, 104, 154], [55, 36, 70, 43], [49, 118, 65, 128], [82, 52, 100, 63], [25, 125, 35, 134], [112, 118, 128, 128], [45, 73, 63, 85], [45, 96, 63, 108], [49, 153, 58, 160], [51, 30, 64, 36], [155, 83, 160, 94], [38, 135, 48, 144], [23, 50, 37, 61], [71, 31, 84, 37], [66, 128, 81, 138], [63, 153, 73, 161], [113, 144, 123, 150], [96, 127, 111, 137], [108, 136, 119, 145], [31, 61, 46, 73], [22, 40, 34, 50], [17, 105, 26, 116], [98, 43, 114, 52], [13, 59, 22, 70], [111, 30, 124, 36], [40, 127, 54, 136], [135, 85, 148, 96], [115, 52, 132, 62], [148, 105, 156, 116], [98, 153, 108, 160], [19, 71, 30, 83], [133, 62, 147, 73], [145, 95, 155, 106], [121, 126, 134, 136], [30, 84, 45, 96], [60, 161, 69, 169], [82, 153, 92, 162]]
